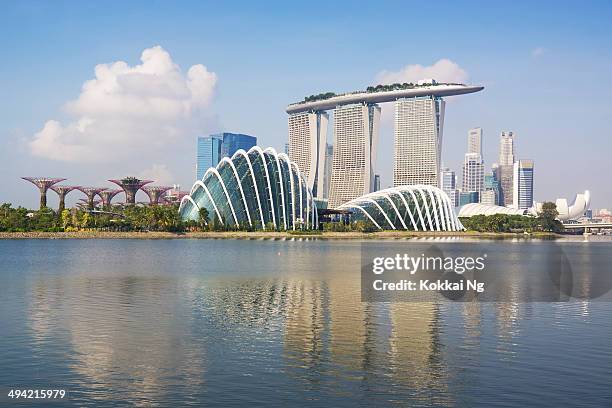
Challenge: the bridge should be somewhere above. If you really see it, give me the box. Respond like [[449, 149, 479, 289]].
[[562, 222, 612, 231]]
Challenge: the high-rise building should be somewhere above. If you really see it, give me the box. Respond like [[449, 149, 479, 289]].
[[374, 174, 381, 192], [462, 153, 484, 195], [286, 81, 483, 208], [513, 160, 534, 209], [468, 127, 482, 155], [196, 135, 223, 180], [215, 132, 257, 158], [499, 131, 515, 166], [498, 131, 516, 206], [288, 111, 329, 199], [328, 103, 380, 208], [459, 191, 479, 206], [483, 173, 501, 205], [393, 96, 445, 187], [480, 190, 496, 206], [440, 167, 458, 207]]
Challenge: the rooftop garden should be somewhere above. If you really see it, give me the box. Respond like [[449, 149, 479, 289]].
[[295, 82, 463, 105]]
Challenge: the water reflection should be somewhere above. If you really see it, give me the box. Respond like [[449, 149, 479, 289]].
[[1, 239, 608, 406]]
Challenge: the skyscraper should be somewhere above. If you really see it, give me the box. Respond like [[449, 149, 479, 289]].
[[440, 167, 458, 207], [467, 127, 482, 155], [499, 131, 515, 166], [513, 160, 534, 209], [328, 103, 380, 208], [288, 111, 329, 199], [498, 131, 515, 206], [196, 135, 222, 180], [216, 132, 257, 158], [462, 152, 484, 197], [483, 173, 501, 205], [393, 96, 445, 187]]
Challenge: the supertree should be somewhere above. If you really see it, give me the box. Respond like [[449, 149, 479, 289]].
[[77, 187, 106, 210], [21, 177, 66, 209], [108, 177, 153, 205], [50, 185, 80, 213], [98, 189, 123, 210], [142, 186, 173, 205]]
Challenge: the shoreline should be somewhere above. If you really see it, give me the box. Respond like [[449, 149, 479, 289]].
[[0, 230, 563, 240]]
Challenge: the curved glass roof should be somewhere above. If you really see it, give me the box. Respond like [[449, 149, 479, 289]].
[[179, 146, 318, 231], [337, 185, 463, 231]]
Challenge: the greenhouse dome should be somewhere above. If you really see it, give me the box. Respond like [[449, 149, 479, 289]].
[[179, 146, 318, 230], [337, 185, 463, 231]]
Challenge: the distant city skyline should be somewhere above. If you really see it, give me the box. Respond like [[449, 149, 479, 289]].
[[2, 2, 611, 209]]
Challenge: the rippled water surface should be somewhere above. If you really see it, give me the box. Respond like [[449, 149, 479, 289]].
[[1, 238, 611, 407]]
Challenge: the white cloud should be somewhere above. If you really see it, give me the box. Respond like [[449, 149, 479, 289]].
[[138, 164, 174, 185], [531, 47, 546, 58], [29, 46, 217, 162], [375, 59, 468, 85], [374, 59, 469, 125]]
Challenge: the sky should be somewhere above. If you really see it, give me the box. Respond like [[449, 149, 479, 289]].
[[1, 1, 611, 209]]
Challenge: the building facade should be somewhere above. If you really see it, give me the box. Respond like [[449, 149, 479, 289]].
[[393, 96, 445, 187], [288, 111, 329, 199], [513, 160, 534, 209], [322, 143, 333, 200], [217, 132, 257, 158], [440, 167, 458, 207], [498, 131, 516, 206], [462, 152, 484, 195], [468, 127, 482, 155], [483, 173, 500, 205], [197, 135, 223, 180], [328, 103, 380, 208]]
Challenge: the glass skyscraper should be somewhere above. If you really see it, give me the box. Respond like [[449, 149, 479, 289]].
[[196, 135, 223, 180], [197, 133, 257, 181], [217, 132, 257, 158], [513, 160, 534, 209]]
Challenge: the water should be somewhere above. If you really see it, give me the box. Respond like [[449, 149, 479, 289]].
[[1, 238, 611, 407]]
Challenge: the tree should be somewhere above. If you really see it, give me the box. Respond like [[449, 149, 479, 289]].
[[198, 207, 209, 230], [538, 202, 563, 232], [61, 209, 71, 229]]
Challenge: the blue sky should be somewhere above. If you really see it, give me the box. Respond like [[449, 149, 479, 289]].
[[1, 1, 611, 209]]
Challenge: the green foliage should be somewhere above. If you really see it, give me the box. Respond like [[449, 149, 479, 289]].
[[303, 92, 336, 103], [538, 202, 564, 232], [460, 207, 563, 233], [0, 202, 186, 233]]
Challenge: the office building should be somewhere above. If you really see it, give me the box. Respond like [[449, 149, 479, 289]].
[[468, 127, 482, 155], [197, 135, 223, 180], [328, 103, 380, 208], [288, 111, 329, 199], [498, 131, 515, 206], [483, 173, 501, 205], [513, 160, 534, 209], [393, 96, 445, 187], [440, 167, 458, 207], [462, 153, 484, 194], [459, 191, 479, 206], [216, 132, 257, 158], [480, 189, 496, 206]]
